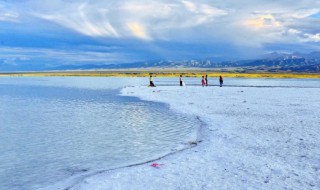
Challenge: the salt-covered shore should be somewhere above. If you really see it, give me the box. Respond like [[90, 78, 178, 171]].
[[68, 85, 319, 190]]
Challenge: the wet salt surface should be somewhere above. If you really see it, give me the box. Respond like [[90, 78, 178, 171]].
[[0, 77, 200, 190], [155, 77, 320, 88]]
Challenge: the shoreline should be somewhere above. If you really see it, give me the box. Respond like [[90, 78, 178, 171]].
[[40, 88, 206, 190], [60, 88, 210, 190]]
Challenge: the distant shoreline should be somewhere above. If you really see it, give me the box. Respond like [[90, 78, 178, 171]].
[[0, 70, 319, 78]]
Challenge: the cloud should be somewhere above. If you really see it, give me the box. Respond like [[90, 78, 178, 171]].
[[291, 9, 319, 18], [0, 46, 137, 65], [121, 2, 173, 18], [3, 57, 17, 65], [287, 28, 301, 35], [1, 0, 320, 65], [127, 22, 151, 40], [181, 0, 197, 13], [201, 4, 227, 16], [303, 33, 320, 42], [27, 1, 228, 41], [245, 14, 281, 29], [179, 1, 227, 26], [281, 27, 320, 43], [181, 0, 227, 16], [0, 1, 19, 22], [33, 3, 120, 38]]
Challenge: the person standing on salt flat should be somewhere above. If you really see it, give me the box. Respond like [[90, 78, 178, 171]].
[[179, 75, 183, 86], [149, 74, 156, 87], [201, 76, 205, 87], [205, 75, 208, 86], [219, 75, 223, 87]]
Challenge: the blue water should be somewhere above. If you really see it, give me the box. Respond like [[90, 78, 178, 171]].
[[0, 77, 200, 190]]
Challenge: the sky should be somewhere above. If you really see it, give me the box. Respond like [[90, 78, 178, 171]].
[[0, 0, 320, 69]]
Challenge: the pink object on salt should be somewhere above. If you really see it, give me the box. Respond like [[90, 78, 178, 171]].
[[150, 163, 163, 168]]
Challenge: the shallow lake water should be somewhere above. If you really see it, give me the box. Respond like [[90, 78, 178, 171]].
[[0, 77, 200, 190]]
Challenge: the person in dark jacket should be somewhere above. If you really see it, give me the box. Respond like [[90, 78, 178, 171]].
[[149, 74, 155, 87], [179, 75, 183, 86], [219, 75, 223, 87], [205, 75, 208, 86]]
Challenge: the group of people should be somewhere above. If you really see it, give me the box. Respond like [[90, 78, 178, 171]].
[[149, 74, 224, 87], [201, 75, 223, 87], [201, 75, 209, 86]]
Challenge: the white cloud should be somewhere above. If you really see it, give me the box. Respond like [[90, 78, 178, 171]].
[[1, 0, 320, 57], [27, 1, 228, 41], [121, 2, 174, 18], [303, 33, 320, 42], [245, 14, 281, 29], [181, 0, 197, 13], [179, 1, 227, 26], [287, 28, 301, 35], [0, 46, 135, 64], [3, 57, 17, 65], [279, 28, 320, 44], [201, 4, 227, 16], [127, 22, 151, 40], [291, 9, 319, 18], [34, 2, 120, 38], [0, 2, 19, 22], [19, 0, 318, 53]]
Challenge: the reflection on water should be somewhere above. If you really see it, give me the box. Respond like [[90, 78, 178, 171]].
[[0, 77, 199, 190]]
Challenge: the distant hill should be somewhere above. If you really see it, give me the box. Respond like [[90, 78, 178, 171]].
[[1, 52, 320, 73]]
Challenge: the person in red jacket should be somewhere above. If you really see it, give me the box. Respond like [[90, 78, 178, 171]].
[[201, 76, 205, 87], [219, 75, 223, 87]]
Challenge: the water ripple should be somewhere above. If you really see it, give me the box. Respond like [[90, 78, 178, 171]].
[[0, 81, 200, 190]]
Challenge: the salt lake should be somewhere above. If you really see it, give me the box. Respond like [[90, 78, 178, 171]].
[[0, 77, 200, 190]]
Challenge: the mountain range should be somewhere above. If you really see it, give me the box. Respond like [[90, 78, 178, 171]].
[[1, 52, 320, 73]]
